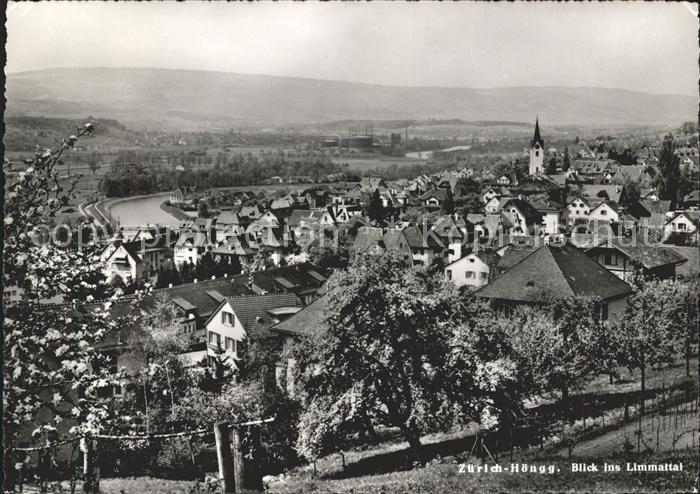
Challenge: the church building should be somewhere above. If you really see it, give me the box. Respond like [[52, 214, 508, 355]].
[[529, 118, 545, 176]]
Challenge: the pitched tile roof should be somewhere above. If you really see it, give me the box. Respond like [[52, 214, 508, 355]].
[[478, 243, 632, 302], [587, 238, 687, 270], [224, 293, 303, 339], [579, 184, 624, 204], [271, 296, 327, 337]]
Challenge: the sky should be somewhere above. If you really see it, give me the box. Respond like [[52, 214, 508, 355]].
[[6, 2, 699, 97]]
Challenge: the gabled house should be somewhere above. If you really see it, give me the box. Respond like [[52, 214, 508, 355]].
[[402, 226, 444, 266], [430, 215, 467, 263], [477, 243, 633, 319], [170, 188, 186, 205], [419, 188, 448, 209], [567, 195, 600, 226], [174, 230, 213, 267], [530, 198, 563, 235], [496, 175, 512, 186], [588, 200, 620, 224], [484, 196, 504, 214], [482, 187, 500, 204], [216, 209, 245, 236], [445, 249, 499, 290], [100, 241, 145, 283], [664, 211, 700, 244], [500, 198, 543, 236], [204, 293, 303, 364], [584, 238, 687, 282]]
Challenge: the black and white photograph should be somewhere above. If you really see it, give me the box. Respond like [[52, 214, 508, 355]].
[[2, 2, 699, 493]]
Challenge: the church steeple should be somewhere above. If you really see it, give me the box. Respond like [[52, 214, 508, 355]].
[[529, 117, 545, 176], [531, 117, 544, 148]]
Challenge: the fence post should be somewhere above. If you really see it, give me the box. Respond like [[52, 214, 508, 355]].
[[214, 422, 235, 494], [509, 428, 514, 462], [232, 427, 246, 493], [82, 437, 100, 494], [244, 426, 264, 493], [624, 403, 629, 423]]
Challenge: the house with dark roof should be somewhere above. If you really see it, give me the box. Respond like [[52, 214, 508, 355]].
[[477, 243, 633, 319], [419, 188, 448, 209], [500, 198, 543, 236], [174, 230, 213, 267], [204, 293, 303, 365], [579, 184, 627, 205], [403, 225, 445, 266], [100, 240, 145, 283], [627, 199, 672, 221], [228, 262, 329, 305], [584, 238, 687, 282]]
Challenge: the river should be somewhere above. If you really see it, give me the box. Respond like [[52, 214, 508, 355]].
[[405, 145, 472, 159], [107, 192, 181, 228]]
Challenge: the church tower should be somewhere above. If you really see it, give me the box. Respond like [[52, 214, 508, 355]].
[[529, 117, 545, 176]]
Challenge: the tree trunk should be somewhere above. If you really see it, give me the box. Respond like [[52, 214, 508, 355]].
[[561, 385, 572, 424], [640, 366, 646, 416], [686, 338, 691, 377], [401, 424, 425, 466]]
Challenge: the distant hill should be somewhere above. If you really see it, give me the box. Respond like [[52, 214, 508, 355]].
[[5, 67, 697, 131]]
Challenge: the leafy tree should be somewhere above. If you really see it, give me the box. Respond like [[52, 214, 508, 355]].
[[657, 135, 681, 209], [546, 156, 557, 174], [197, 200, 209, 219], [663, 280, 698, 377], [511, 296, 610, 423], [615, 279, 679, 414], [447, 309, 522, 430], [562, 147, 571, 172], [88, 152, 100, 175], [680, 121, 697, 135], [293, 252, 459, 464], [367, 188, 384, 223], [3, 123, 123, 488], [442, 187, 455, 214], [126, 294, 191, 426]]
